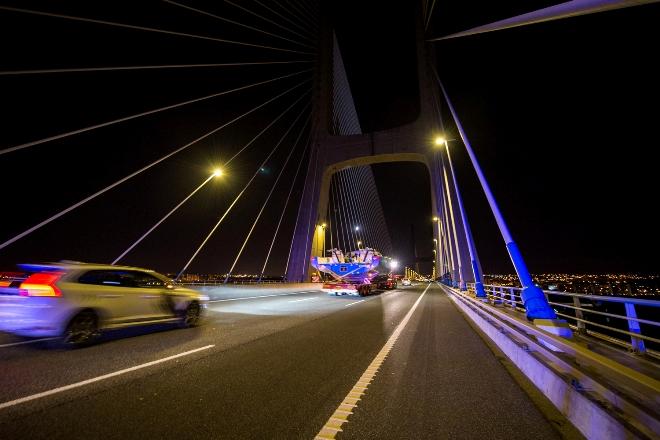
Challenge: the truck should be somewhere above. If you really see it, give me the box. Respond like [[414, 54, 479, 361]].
[[312, 248, 382, 297]]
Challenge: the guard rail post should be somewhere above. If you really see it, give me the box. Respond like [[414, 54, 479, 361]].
[[572, 296, 587, 335], [624, 302, 646, 354]]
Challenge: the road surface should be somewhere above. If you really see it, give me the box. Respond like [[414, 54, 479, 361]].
[[0, 283, 561, 439]]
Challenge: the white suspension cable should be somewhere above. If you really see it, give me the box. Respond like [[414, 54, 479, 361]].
[[425, 0, 437, 31], [331, 176, 345, 251], [284, 137, 315, 278], [342, 168, 365, 247], [0, 6, 314, 55], [251, 0, 315, 38], [223, 81, 311, 166], [352, 167, 377, 249], [163, 0, 314, 49], [361, 167, 385, 253], [225, 0, 314, 44], [0, 80, 308, 251], [299, 138, 322, 278], [284, 0, 318, 28], [0, 69, 311, 156], [224, 103, 311, 280], [291, 0, 319, 25], [337, 170, 357, 249], [176, 90, 311, 279], [365, 168, 388, 253], [112, 173, 216, 265], [259, 124, 312, 279], [0, 60, 311, 76]]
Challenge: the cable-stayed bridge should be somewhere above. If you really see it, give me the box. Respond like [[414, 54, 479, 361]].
[[0, 1, 658, 439]]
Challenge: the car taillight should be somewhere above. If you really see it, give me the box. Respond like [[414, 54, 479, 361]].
[[19, 272, 63, 297]]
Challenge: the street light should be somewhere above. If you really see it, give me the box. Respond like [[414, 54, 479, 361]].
[[213, 168, 223, 177], [432, 216, 439, 222], [357, 240, 362, 248], [354, 226, 360, 231], [434, 136, 446, 146]]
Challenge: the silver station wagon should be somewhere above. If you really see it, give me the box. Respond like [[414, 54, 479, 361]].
[[0, 261, 208, 347]]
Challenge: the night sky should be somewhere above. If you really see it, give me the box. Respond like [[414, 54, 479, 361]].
[[0, 1, 658, 275]]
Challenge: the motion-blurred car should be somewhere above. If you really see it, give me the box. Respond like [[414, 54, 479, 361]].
[[373, 274, 397, 290], [401, 278, 412, 286], [0, 262, 207, 347]]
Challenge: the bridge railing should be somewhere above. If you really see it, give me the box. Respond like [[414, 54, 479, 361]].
[[467, 283, 660, 357]]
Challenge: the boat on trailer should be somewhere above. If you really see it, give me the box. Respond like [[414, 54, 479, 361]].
[[311, 248, 382, 296]]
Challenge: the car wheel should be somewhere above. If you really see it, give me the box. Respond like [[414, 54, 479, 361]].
[[62, 310, 99, 348], [180, 301, 201, 328]]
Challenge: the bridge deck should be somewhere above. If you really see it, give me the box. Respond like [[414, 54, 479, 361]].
[[339, 284, 562, 439], [0, 284, 565, 439]]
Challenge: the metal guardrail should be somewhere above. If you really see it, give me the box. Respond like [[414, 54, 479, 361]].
[[467, 283, 660, 356], [446, 284, 660, 439]]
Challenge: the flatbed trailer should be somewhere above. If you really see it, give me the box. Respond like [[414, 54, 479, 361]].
[[322, 280, 375, 296]]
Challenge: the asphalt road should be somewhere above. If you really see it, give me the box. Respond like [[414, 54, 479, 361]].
[[0, 283, 561, 439]]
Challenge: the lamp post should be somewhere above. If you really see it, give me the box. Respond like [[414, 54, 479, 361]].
[[434, 137, 486, 297], [436, 78, 561, 324], [321, 223, 326, 257], [434, 214, 454, 286]]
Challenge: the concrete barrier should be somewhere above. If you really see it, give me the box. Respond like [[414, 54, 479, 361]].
[[444, 285, 660, 440], [186, 283, 321, 302]]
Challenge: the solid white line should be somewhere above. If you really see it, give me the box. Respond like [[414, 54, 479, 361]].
[[208, 291, 308, 303], [0, 337, 56, 348], [344, 300, 364, 307], [0, 344, 215, 410], [289, 297, 319, 303], [316, 284, 431, 439]]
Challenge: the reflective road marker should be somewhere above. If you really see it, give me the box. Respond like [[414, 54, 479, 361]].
[[315, 284, 431, 439]]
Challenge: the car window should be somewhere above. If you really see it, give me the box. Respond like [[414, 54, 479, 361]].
[[127, 271, 166, 288], [78, 270, 123, 286], [78, 270, 165, 288]]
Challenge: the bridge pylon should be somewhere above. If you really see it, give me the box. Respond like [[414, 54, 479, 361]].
[[285, 2, 474, 289]]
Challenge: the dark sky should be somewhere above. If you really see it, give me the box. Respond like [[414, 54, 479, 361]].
[[335, 0, 660, 274], [0, 1, 658, 275]]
